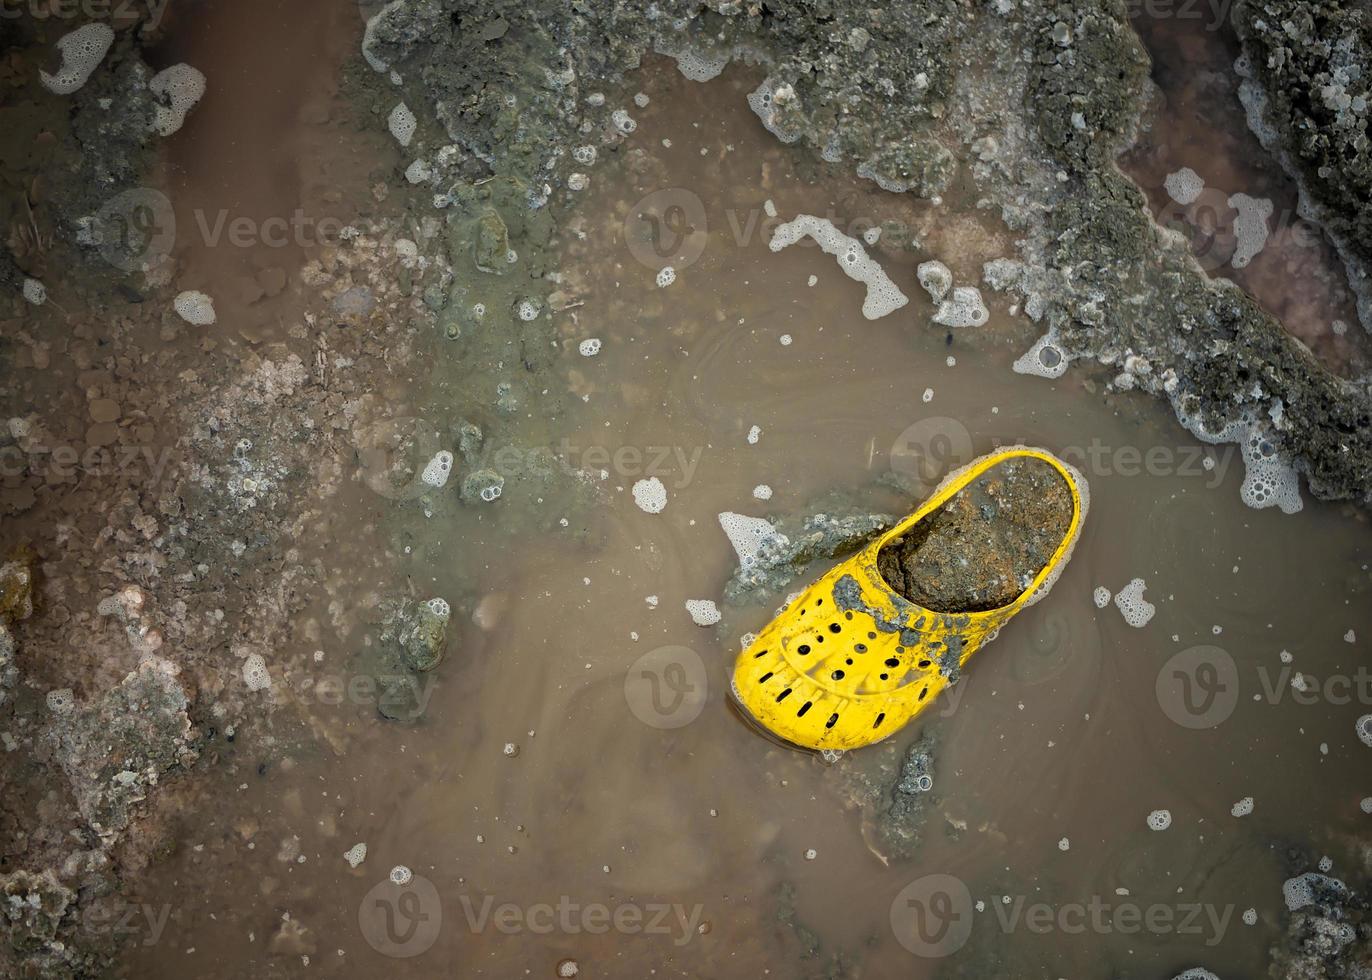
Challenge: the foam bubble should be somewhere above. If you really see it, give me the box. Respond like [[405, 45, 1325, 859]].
[[1357, 714, 1372, 748], [1092, 586, 1111, 608], [1171, 971, 1219, 980], [769, 214, 908, 320], [361, 2, 404, 72], [747, 77, 803, 143], [611, 109, 636, 134], [174, 290, 217, 325], [40, 23, 114, 95], [1172, 409, 1303, 514], [746, 425, 762, 445], [1114, 578, 1155, 628], [150, 64, 206, 137], [632, 477, 667, 514], [916, 260, 952, 303], [242, 653, 270, 692], [389, 865, 412, 886], [1242, 908, 1257, 925], [46, 688, 74, 714], [1361, 797, 1372, 814], [578, 338, 601, 357], [1228, 193, 1272, 268], [1164, 166, 1205, 205], [1231, 796, 1254, 817], [656, 266, 676, 288], [753, 484, 772, 500], [21, 278, 46, 305], [685, 599, 721, 626], [1013, 332, 1070, 379], [388, 102, 417, 146], [420, 451, 453, 488], [343, 843, 367, 868], [657, 43, 730, 82], [718, 512, 777, 566], [1146, 808, 1172, 831], [933, 286, 989, 327], [425, 598, 450, 619]]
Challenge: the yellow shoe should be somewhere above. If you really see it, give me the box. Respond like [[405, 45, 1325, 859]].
[[731, 447, 1088, 751]]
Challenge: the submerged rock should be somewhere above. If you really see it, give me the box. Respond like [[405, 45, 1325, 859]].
[[45, 658, 198, 839], [383, 597, 451, 673]]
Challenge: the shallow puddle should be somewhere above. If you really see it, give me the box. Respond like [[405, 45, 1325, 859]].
[[108, 48, 1372, 980]]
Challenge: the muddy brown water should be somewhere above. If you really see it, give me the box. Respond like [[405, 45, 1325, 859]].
[[111, 18, 1372, 980]]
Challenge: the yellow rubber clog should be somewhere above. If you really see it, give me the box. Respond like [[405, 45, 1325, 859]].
[[731, 447, 1088, 751]]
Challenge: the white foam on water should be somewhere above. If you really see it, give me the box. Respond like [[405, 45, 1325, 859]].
[[40, 23, 114, 95], [1114, 578, 1155, 628], [656, 266, 676, 288], [916, 260, 952, 303], [1093, 586, 1111, 608], [388, 102, 417, 146], [1232, 796, 1254, 817], [343, 843, 367, 868], [242, 653, 270, 692], [21, 279, 46, 305], [1173, 408, 1303, 514], [1013, 332, 1070, 379], [932, 286, 989, 327], [150, 64, 206, 136], [1357, 714, 1372, 748], [685, 599, 721, 626], [718, 512, 777, 566], [389, 865, 412, 885], [1164, 166, 1205, 205], [578, 338, 601, 357], [1228, 193, 1273, 268], [746, 425, 761, 445], [361, 2, 405, 72], [752, 484, 772, 501], [1146, 808, 1172, 831], [656, 41, 730, 82], [769, 214, 907, 320], [632, 477, 667, 514], [174, 290, 216, 325], [420, 451, 453, 488]]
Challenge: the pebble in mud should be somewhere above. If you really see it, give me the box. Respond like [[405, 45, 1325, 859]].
[[685, 599, 721, 626], [1147, 809, 1172, 831], [632, 477, 667, 513], [89, 399, 121, 423]]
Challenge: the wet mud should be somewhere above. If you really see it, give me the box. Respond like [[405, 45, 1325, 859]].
[[877, 456, 1074, 612]]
